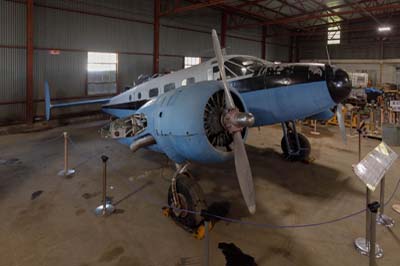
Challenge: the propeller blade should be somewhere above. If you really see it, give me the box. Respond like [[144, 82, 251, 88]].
[[211, 29, 235, 110], [336, 103, 347, 144], [233, 132, 256, 214]]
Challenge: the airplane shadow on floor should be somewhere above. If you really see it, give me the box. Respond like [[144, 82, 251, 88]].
[[188, 143, 364, 220]]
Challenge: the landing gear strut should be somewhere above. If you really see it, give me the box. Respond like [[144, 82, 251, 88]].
[[167, 163, 207, 231], [281, 121, 311, 161]]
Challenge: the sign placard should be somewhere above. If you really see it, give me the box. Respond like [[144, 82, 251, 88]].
[[353, 142, 398, 191], [390, 100, 400, 112]]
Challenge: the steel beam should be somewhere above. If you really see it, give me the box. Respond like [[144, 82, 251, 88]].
[[261, 26, 266, 60], [221, 12, 227, 48], [153, 0, 160, 74], [230, 2, 400, 29], [160, 0, 225, 16], [26, 0, 33, 123]]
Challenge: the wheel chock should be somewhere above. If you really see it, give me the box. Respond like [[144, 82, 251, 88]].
[[162, 207, 170, 217], [193, 220, 214, 240]]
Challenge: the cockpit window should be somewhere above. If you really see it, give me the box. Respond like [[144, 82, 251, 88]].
[[212, 57, 265, 80], [212, 65, 235, 80], [228, 57, 264, 75]]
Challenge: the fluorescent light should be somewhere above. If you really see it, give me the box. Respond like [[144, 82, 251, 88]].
[[378, 26, 391, 32]]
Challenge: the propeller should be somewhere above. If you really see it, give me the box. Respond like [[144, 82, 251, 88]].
[[336, 103, 347, 144], [211, 29, 256, 214], [326, 46, 346, 144]]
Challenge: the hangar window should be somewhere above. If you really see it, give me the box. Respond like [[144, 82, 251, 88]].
[[149, 88, 159, 98], [164, 83, 175, 93], [87, 52, 118, 95], [184, 57, 201, 69], [327, 25, 341, 45]]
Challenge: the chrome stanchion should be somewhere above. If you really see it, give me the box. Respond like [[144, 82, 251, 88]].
[[354, 121, 380, 257], [204, 220, 210, 266], [200, 210, 211, 266], [368, 202, 383, 266], [58, 132, 75, 177], [95, 155, 115, 216], [377, 176, 395, 227]]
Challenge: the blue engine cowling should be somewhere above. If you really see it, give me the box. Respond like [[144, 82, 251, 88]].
[[136, 80, 248, 164]]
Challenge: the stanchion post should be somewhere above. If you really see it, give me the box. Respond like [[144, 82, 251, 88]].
[[377, 176, 395, 227], [58, 132, 75, 177], [204, 220, 210, 266], [95, 155, 115, 216], [200, 210, 211, 266], [368, 201, 383, 266]]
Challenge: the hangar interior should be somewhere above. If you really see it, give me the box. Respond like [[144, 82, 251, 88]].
[[1, 1, 400, 266]]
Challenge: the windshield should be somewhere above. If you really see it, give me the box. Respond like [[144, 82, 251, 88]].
[[224, 56, 265, 77]]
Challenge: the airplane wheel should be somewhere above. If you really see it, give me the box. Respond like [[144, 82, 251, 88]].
[[281, 133, 311, 161], [167, 173, 207, 230]]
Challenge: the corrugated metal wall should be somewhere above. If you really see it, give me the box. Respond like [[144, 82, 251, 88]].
[[298, 19, 400, 60], [0, 0, 290, 123], [297, 18, 400, 86], [0, 1, 26, 122]]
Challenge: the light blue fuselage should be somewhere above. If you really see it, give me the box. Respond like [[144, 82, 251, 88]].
[[102, 80, 335, 164]]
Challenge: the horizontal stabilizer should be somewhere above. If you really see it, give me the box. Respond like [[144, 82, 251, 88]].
[[45, 81, 111, 120]]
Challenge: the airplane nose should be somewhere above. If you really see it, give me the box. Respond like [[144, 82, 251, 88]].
[[326, 65, 352, 103]]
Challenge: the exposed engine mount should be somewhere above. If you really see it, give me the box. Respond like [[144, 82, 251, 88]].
[[101, 113, 147, 139]]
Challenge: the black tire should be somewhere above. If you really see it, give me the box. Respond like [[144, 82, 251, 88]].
[[281, 133, 311, 161], [167, 174, 207, 229]]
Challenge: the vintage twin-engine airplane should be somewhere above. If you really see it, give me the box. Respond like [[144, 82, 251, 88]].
[[45, 30, 351, 229]]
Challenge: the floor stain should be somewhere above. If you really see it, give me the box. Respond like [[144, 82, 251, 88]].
[[269, 247, 291, 258], [176, 256, 201, 266], [98, 246, 125, 262], [13, 203, 54, 229], [31, 190, 43, 200], [82, 192, 100, 199], [75, 208, 86, 216], [115, 256, 141, 266]]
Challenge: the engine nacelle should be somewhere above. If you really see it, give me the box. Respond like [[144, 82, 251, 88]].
[[138, 81, 247, 164]]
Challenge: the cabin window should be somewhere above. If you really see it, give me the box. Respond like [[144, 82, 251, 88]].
[[138, 92, 142, 99], [164, 83, 175, 93], [212, 65, 235, 80], [182, 77, 195, 86], [87, 52, 117, 95], [149, 88, 159, 98], [184, 57, 201, 69], [327, 25, 341, 45]]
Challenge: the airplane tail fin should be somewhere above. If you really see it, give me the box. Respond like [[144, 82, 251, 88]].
[[44, 81, 52, 121], [44, 81, 111, 121]]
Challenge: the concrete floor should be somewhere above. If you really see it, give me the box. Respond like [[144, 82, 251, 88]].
[[1, 120, 400, 266]]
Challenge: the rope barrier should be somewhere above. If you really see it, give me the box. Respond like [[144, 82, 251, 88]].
[[60, 134, 400, 229]]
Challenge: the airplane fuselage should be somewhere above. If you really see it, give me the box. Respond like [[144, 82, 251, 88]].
[[103, 55, 351, 127]]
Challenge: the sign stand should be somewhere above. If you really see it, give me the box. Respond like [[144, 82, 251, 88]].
[[353, 136, 398, 257]]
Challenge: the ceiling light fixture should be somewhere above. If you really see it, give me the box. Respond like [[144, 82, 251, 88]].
[[378, 26, 391, 32]]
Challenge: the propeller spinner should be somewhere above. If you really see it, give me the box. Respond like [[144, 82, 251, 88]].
[[211, 29, 256, 214]]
